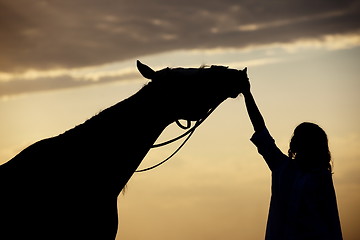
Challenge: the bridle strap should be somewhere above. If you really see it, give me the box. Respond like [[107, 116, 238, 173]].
[[134, 126, 196, 172], [176, 120, 191, 130], [135, 104, 219, 172], [151, 121, 194, 148]]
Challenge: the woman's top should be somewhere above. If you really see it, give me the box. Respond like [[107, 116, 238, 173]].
[[251, 128, 342, 240]]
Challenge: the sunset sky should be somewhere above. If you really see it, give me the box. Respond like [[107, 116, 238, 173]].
[[1, 0, 360, 239]]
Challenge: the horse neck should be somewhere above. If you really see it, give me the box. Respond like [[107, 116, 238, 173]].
[[61, 84, 175, 192], [102, 83, 174, 128], [77, 83, 174, 149]]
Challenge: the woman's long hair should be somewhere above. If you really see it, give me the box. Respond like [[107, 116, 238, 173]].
[[288, 122, 332, 172]]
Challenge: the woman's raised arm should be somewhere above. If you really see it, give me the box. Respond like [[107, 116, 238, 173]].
[[242, 81, 266, 132]]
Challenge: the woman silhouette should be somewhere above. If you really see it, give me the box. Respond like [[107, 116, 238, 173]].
[[242, 79, 342, 240]]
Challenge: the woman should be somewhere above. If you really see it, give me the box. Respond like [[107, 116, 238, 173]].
[[242, 79, 342, 240]]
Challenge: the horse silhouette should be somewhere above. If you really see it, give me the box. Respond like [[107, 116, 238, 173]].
[[0, 61, 248, 239]]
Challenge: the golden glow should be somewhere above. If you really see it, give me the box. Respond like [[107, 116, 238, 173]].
[[1, 44, 359, 240]]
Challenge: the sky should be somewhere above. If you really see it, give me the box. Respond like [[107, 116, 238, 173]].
[[1, 0, 360, 239]]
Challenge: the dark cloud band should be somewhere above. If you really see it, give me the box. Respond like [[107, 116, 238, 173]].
[[0, 0, 359, 73]]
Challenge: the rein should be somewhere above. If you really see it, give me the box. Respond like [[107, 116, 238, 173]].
[[135, 104, 219, 172]]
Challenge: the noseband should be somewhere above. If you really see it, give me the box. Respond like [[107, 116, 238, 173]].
[[135, 103, 220, 172]]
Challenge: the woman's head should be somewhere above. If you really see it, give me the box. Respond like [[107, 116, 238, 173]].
[[288, 122, 332, 172]]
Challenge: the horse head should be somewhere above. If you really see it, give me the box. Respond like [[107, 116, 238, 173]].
[[137, 60, 248, 121]]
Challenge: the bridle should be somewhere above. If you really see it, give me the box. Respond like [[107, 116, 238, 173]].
[[135, 103, 220, 172]]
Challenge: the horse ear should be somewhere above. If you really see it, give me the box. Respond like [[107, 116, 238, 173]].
[[137, 60, 156, 79], [243, 67, 247, 73]]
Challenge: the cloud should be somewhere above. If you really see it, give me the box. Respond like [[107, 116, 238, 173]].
[[0, 0, 359, 99], [0, 54, 280, 98], [0, 0, 359, 73], [0, 64, 141, 99], [1, 30, 359, 100]]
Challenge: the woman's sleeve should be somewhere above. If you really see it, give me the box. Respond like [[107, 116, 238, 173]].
[[250, 128, 287, 171]]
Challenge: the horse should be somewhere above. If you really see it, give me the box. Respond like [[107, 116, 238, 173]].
[[0, 61, 248, 239]]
